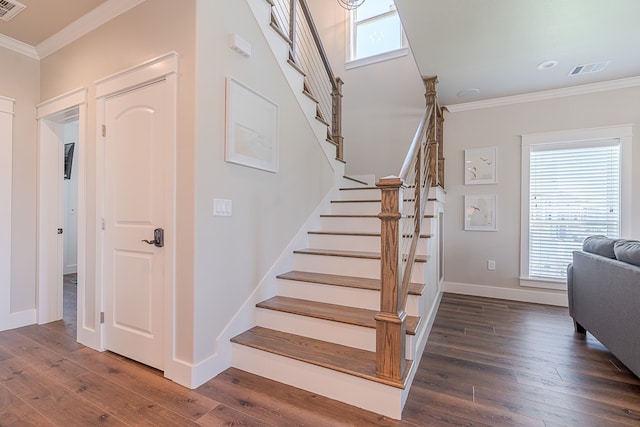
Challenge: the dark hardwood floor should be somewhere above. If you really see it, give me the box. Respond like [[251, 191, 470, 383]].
[[1, 279, 638, 426]]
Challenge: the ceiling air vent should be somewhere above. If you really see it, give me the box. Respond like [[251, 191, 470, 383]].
[[0, 0, 26, 22], [569, 61, 610, 76]]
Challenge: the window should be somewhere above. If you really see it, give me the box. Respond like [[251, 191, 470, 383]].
[[347, 0, 406, 67], [520, 126, 632, 289]]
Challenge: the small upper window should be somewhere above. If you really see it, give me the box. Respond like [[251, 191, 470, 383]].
[[349, 0, 405, 62]]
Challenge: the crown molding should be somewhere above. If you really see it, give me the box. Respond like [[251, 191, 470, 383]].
[[36, 0, 146, 59], [0, 34, 38, 59], [446, 76, 640, 113], [1, 0, 145, 60]]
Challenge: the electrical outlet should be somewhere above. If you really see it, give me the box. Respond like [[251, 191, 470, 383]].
[[488, 260, 496, 270]]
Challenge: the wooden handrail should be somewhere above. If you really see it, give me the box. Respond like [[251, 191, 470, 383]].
[[399, 105, 434, 180], [376, 76, 443, 382], [298, 0, 338, 90]]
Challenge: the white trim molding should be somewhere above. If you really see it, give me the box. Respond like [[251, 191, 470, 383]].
[[0, 0, 146, 60], [444, 281, 568, 307], [0, 34, 38, 59], [447, 76, 640, 112]]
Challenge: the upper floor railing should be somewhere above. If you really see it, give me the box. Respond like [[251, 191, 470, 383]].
[[269, 0, 344, 160], [375, 77, 444, 382]]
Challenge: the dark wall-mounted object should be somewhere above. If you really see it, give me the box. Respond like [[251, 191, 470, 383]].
[[64, 143, 75, 180]]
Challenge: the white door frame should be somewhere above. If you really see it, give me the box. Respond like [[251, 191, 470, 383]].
[[95, 52, 177, 372], [36, 89, 88, 340]]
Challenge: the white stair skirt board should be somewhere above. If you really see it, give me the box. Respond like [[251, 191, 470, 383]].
[[293, 253, 426, 282], [276, 278, 421, 316], [307, 233, 429, 256], [232, 344, 408, 420]]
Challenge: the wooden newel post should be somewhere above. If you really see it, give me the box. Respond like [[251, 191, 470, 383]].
[[332, 77, 344, 161], [375, 176, 407, 381]]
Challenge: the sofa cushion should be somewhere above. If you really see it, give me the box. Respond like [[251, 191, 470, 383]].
[[583, 235, 617, 259], [614, 240, 640, 267]]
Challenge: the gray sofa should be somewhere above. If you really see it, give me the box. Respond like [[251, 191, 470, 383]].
[[567, 236, 640, 378]]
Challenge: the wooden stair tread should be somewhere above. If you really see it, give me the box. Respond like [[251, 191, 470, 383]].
[[231, 326, 409, 388], [321, 213, 434, 219], [342, 175, 368, 186], [320, 214, 378, 218], [330, 199, 420, 203], [277, 270, 425, 296], [293, 248, 428, 263], [256, 296, 420, 335], [339, 187, 378, 191], [308, 230, 431, 239]]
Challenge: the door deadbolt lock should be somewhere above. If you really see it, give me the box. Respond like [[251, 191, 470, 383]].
[[141, 228, 164, 248]]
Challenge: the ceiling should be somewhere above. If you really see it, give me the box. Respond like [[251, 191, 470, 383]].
[[395, 0, 640, 107], [0, 0, 106, 46], [2, 0, 639, 108]]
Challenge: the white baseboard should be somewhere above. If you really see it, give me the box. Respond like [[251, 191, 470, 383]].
[[443, 281, 568, 307]]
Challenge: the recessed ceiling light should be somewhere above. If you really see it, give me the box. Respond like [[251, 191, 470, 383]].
[[537, 60, 558, 70], [457, 88, 480, 99]]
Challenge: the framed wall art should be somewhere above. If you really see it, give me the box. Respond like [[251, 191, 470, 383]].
[[464, 146, 497, 184], [464, 194, 497, 231], [225, 77, 279, 173]]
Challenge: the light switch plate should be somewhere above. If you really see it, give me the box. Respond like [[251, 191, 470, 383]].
[[213, 199, 232, 217]]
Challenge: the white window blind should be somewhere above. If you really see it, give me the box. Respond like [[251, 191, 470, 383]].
[[528, 140, 620, 280]]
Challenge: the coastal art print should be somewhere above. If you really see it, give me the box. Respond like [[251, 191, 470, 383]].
[[226, 77, 279, 172], [464, 194, 497, 231], [464, 147, 497, 185]]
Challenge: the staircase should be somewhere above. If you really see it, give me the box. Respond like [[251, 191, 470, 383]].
[[235, 0, 445, 419], [231, 177, 444, 418]]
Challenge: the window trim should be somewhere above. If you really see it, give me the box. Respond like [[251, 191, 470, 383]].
[[520, 125, 633, 290]]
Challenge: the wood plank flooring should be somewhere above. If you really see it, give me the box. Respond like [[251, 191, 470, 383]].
[[1, 281, 638, 425]]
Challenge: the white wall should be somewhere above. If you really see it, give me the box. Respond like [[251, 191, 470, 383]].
[[307, 0, 426, 179], [0, 46, 39, 330], [192, 0, 335, 378], [443, 86, 640, 301]]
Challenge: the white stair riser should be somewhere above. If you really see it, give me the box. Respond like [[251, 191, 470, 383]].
[[277, 279, 421, 316], [336, 189, 380, 201], [231, 344, 406, 419], [319, 216, 380, 233], [320, 216, 434, 234], [330, 201, 380, 215], [331, 200, 437, 217], [257, 308, 373, 352], [293, 253, 426, 282], [255, 308, 415, 353], [308, 233, 429, 255]]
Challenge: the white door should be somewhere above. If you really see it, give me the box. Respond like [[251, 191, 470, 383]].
[[102, 80, 170, 370]]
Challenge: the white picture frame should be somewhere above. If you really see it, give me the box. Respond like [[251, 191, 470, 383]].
[[464, 147, 497, 184], [225, 77, 279, 173], [464, 194, 497, 231]]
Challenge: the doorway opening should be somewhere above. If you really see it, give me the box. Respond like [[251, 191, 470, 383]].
[[37, 100, 85, 339]]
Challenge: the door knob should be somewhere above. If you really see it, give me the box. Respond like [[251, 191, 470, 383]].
[[141, 228, 164, 247]]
